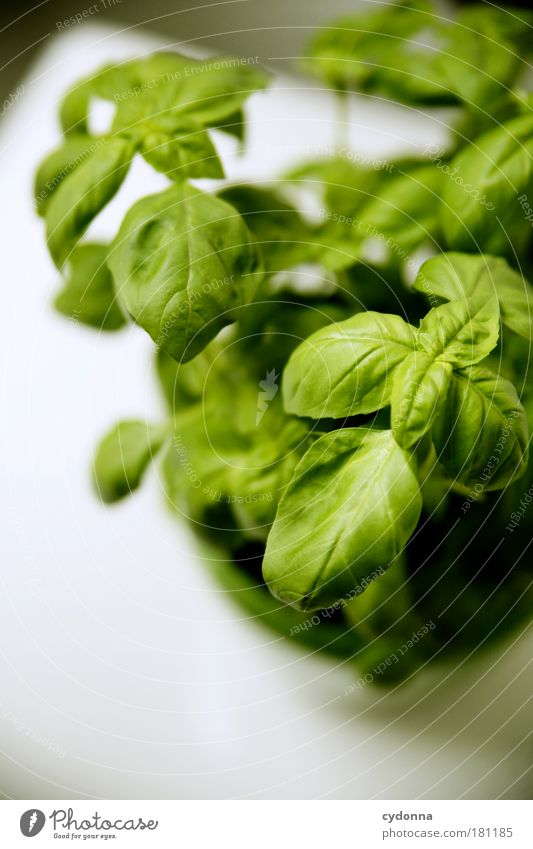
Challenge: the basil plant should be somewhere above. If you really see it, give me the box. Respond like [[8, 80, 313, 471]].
[[36, 2, 533, 683]]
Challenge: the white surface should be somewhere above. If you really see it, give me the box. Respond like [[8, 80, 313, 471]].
[[0, 22, 532, 800]]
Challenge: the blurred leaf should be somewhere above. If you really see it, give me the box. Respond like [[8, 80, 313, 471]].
[[45, 137, 134, 268], [93, 420, 169, 503], [54, 243, 126, 330]]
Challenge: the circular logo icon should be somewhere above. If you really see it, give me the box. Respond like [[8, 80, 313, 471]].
[[20, 810, 46, 837]]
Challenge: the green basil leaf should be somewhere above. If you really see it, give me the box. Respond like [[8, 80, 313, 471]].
[[140, 126, 223, 180], [432, 365, 529, 491], [112, 54, 268, 132], [60, 61, 143, 135], [62, 52, 268, 138], [54, 243, 126, 330], [225, 419, 310, 537], [459, 5, 533, 50], [235, 295, 346, 379], [215, 108, 245, 140], [285, 157, 431, 271], [286, 156, 391, 218], [495, 269, 533, 342], [162, 402, 242, 525], [292, 158, 381, 271], [262, 428, 422, 611], [45, 137, 134, 268], [344, 555, 429, 681], [391, 351, 453, 448], [34, 135, 101, 216], [354, 165, 442, 254], [310, 223, 363, 273], [156, 330, 254, 413], [163, 385, 308, 536], [219, 185, 318, 274], [303, 1, 448, 104], [345, 554, 412, 639], [107, 182, 263, 362], [59, 54, 266, 185], [283, 311, 417, 419], [431, 6, 525, 111], [93, 420, 170, 503], [304, 3, 530, 110], [414, 252, 533, 341], [440, 113, 533, 257], [156, 340, 221, 411], [418, 297, 499, 367]]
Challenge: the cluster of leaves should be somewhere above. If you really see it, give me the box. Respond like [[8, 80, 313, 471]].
[[35, 52, 267, 341], [305, 1, 533, 129], [36, 5, 533, 683]]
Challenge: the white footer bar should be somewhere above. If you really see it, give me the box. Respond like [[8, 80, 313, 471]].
[[1, 800, 531, 848]]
